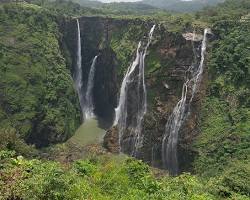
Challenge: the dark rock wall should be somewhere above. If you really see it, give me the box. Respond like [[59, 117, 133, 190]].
[[94, 48, 118, 128], [61, 16, 206, 172], [61, 17, 119, 126], [141, 29, 201, 170]]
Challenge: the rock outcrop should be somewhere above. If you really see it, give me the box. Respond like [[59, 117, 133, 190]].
[[103, 126, 120, 153]]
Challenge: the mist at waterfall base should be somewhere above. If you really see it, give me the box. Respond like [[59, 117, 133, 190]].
[[161, 29, 208, 175], [114, 25, 155, 157]]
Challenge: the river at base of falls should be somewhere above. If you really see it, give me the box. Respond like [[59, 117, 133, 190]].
[[69, 119, 106, 146]]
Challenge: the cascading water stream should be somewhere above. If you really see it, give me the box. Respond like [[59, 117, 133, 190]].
[[162, 29, 208, 175], [114, 25, 155, 155], [74, 19, 84, 117], [114, 42, 142, 148], [74, 19, 98, 120], [132, 25, 155, 156], [190, 28, 209, 102], [162, 79, 189, 175], [84, 55, 98, 119]]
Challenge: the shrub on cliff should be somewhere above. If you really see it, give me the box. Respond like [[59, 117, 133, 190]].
[[0, 128, 37, 157], [0, 3, 80, 146]]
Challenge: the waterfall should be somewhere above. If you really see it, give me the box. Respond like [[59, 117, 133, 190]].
[[114, 42, 141, 147], [162, 29, 208, 175], [74, 19, 98, 120], [74, 19, 84, 117], [84, 55, 98, 119], [114, 25, 155, 155], [132, 25, 155, 156], [190, 28, 209, 102], [162, 79, 189, 175]]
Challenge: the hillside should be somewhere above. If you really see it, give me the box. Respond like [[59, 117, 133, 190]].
[[0, 3, 81, 147], [47, 0, 224, 13], [0, 0, 249, 199], [142, 0, 225, 12]]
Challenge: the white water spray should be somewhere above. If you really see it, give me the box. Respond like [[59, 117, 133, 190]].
[[162, 29, 208, 175], [114, 25, 155, 155], [114, 42, 142, 147], [132, 25, 156, 155], [162, 79, 189, 175], [74, 19, 84, 117], [190, 28, 209, 102], [84, 55, 99, 119]]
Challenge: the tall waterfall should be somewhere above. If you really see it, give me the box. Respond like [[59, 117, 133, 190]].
[[74, 19, 98, 120], [162, 79, 189, 175], [84, 56, 98, 119], [190, 28, 209, 102], [162, 29, 208, 175], [132, 25, 155, 156], [74, 19, 84, 117], [114, 25, 155, 156]]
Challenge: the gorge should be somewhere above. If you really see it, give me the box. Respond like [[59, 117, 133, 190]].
[[69, 16, 209, 174], [1, 1, 249, 199]]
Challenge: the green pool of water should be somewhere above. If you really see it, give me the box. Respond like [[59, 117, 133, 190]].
[[69, 118, 106, 146]]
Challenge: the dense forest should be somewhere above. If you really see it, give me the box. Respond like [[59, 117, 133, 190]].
[[0, 0, 249, 199], [46, 0, 226, 13]]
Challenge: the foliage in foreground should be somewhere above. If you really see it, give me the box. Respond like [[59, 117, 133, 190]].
[[0, 151, 239, 200], [1, 151, 249, 200]]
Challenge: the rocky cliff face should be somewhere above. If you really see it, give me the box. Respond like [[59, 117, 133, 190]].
[[139, 28, 206, 172], [61, 17, 120, 127], [61, 16, 206, 172]]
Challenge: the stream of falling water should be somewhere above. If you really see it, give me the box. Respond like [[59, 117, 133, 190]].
[[74, 19, 84, 117], [74, 19, 98, 120], [84, 55, 98, 119], [132, 25, 155, 156], [114, 25, 155, 156], [162, 29, 208, 175]]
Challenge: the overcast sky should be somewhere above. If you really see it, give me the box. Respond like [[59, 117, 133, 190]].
[[98, 0, 140, 2], [98, 0, 193, 2]]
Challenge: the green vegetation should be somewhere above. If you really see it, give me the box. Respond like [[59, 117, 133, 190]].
[[0, 3, 80, 146], [42, 0, 225, 13], [0, 151, 221, 200], [192, 1, 250, 198], [110, 23, 147, 76], [31, 0, 106, 16], [143, 0, 225, 12], [30, 0, 166, 17], [0, 0, 249, 199], [196, 0, 250, 22]]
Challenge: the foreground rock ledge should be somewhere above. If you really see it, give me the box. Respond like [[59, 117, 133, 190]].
[[103, 126, 120, 153]]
